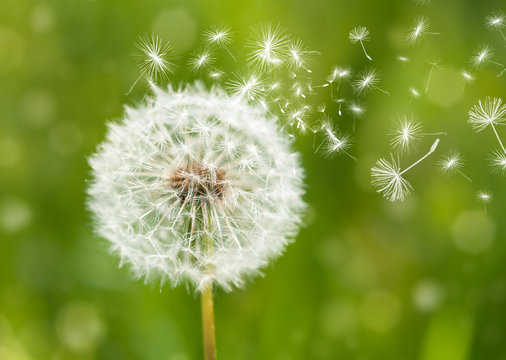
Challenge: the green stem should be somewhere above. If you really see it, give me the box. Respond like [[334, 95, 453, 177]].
[[201, 284, 216, 360]]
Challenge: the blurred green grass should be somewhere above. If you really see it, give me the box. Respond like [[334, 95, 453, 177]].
[[1, 0, 506, 359]]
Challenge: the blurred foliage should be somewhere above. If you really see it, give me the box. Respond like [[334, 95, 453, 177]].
[[1, 0, 506, 359]]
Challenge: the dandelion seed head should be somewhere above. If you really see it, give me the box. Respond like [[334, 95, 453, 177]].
[[390, 115, 423, 153], [349, 26, 370, 43], [371, 157, 413, 202], [489, 149, 506, 176], [468, 97, 506, 132], [87, 84, 306, 291]]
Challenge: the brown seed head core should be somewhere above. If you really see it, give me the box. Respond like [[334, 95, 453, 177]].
[[170, 163, 226, 202]]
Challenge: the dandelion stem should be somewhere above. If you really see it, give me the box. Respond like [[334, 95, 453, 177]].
[[374, 86, 390, 95], [400, 138, 439, 175], [491, 123, 506, 153], [360, 41, 372, 61], [201, 284, 217, 360], [225, 47, 237, 61], [457, 169, 473, 183], [425, 68, 434, 93]]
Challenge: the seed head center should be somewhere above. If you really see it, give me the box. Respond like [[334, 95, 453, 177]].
[[170, 163, 226, 202]]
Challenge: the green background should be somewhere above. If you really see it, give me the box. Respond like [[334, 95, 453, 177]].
[[1, 0, 506, 359]]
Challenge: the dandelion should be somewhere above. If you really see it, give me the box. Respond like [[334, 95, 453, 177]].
[[425, 56, 442, 93], [352, 68, 390, 95], [349, 26, 372, 61], [468, 97, 506, 152], [247, 24, 288, 69], [87, 84, 306, 359], [489, 149, 506, 176], [485, 12, 506, 40], [318, 118, 356, 159], [188, 48, 215, 73], [128, 34, 176, 94], [371, 139, 440, 201], [406, 17, 439, 45], [390, 115, 444, 154], [469, 44, 505, 76], [437, 151, 472, 182], [202, 24, 236, 60], [476, 190, 492, 213]]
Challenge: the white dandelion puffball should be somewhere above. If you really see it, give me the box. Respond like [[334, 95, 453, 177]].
[[87, 84, 306, 291]]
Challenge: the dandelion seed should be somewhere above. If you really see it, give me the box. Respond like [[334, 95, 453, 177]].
[[188, 48, 215, 73], [128, 34, 175, 94], [317, 103, 326, 113], [410, 87, 421, 102], [286, 39, 318, 73], [286, 105, 310, 133], [349, 102, 365, 119], [470, 44, 505, 76], [390, 115, 423, 153], [248, 24, 288, 69], [425, 56, 442, 93], [348, 101, 365, 131], [468, 97, 506, 152], [352, 68, 389, 95], [398, 56, 409, 63], [87, 84, 306, 292], [203, 24, 236, 60], [485, 12, 506, 40], [206, 67, 225, 82], [335, 98, 345, 116], [226, 71, 265, 101], [323, 66, 351, 99], [489, 149, 506, 176], [460, 69, 475, 91], [390, 115, 445, 154], [406, 17, 439, 45], [437, 151, 472, 182], [318, 118, 356, 159], [476, 190, 492, 213], [371, 138, 440, 202], [349, 26, 372, 61]]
